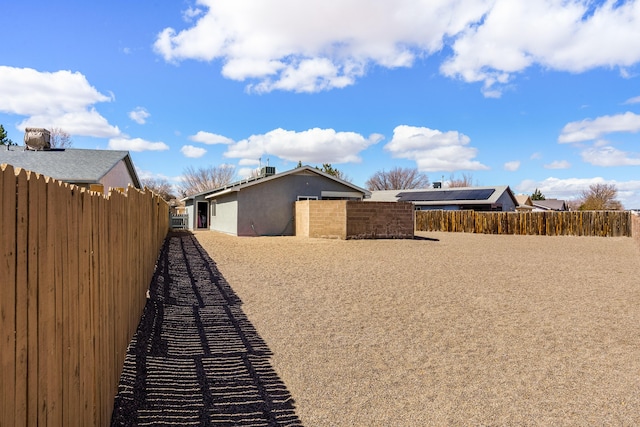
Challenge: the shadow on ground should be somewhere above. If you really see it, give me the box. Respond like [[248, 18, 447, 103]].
[[111, 232, 302, 426]]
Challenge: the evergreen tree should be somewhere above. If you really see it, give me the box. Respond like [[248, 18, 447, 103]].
[[316, 163, 350, 181], [0, 124, 15, 146], [531, 188, 546, 200]]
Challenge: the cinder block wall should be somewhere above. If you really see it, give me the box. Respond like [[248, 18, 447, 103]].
[[346, 201, 414, 239], [295, 200, 347, 239], [295, 200, 414, 239]]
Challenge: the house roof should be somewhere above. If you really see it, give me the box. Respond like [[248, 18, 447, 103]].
[[182, 165, 371, 201], [515, 194, 533, 206], [0, 145, 141, 188], [532, 199, 568, 211], [368, 185, 517, 207]]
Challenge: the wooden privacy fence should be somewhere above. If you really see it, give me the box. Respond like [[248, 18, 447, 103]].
[[633, 214, 640, 250], [416, 210, 633, 237], [1, 164, 169, 426]]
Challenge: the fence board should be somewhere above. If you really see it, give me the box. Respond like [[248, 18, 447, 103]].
[[79, 189, 95, 424], [65, 184, 81, 425], [53, 181, 65, 426], [416, 210, 632, 237], [15, 167, 29, 423], [1, 165, 168, 427], [0, 165, 17, 426]]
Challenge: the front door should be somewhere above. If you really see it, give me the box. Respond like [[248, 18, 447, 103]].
[[196, 201, 208, 229]]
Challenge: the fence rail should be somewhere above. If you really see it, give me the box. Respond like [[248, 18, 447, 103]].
[[1, 164, 169, 426], [170, 213, 189, 230], [416, 210, 633, 237]]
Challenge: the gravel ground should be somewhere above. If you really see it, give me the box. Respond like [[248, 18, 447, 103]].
[[195, 231, 640, 426]]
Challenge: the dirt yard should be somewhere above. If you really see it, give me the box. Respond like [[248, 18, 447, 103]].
[[195, 231, 640, 426]]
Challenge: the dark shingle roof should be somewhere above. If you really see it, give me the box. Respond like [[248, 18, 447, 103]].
[[0, 146, 140, 188], [532, 199, 568, 211], [369, 186, 516, 206]]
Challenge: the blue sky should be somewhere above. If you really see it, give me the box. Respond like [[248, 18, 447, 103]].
[[2, 0, 640, 207]]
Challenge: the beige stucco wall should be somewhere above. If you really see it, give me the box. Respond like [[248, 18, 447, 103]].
[[295, 200, 414, 239], [101, 160, 136, 191]]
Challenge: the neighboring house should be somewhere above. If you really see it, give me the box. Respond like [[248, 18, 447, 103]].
[[515, 194, 535, 212], [532, 199, 568, 211], [0, 145, 141, 192], [368, 186, 518, 212], [181, 165, 371, 236]]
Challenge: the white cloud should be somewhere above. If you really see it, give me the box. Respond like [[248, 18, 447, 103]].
[[624, 95, 640, 104], [237, 167, 258, 178], [249, 58, 358, 94], [180, 144, 207, 158], [224, 128, 382, 163], [154, 1, 640, 95], [153, 0, 489, 93], [384, 125, 488, 172], [516, 177, 602, 200], [129, 107, 150, 124], [238, 158, 260, 166], [0, 66, 120, 137], [108, 137, 169, 152], [530, 152, 543, 160], [559, 112, 640, 143], [504, 160, 520, 171], [137, 169, 182, 182], [581, 146, 640, 167], [544, 160, 571, 169], [189, 131, 234, 144], [516, 176, 640, 209], [442, 0, 640, 96], [182, 6, 203, 22]]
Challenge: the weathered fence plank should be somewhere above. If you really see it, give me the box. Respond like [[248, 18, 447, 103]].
[[416, 210, 632, 237]]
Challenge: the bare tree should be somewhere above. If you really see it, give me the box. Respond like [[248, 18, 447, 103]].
[[448, 172, 475, 188], [141, 177, 175, 201], [577, 183, 623, 210], [365, 167, 430, 190], [49, 127, 73, 148], [179, 165, 236, 197]]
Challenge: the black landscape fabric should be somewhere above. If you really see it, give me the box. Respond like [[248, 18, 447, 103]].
[[111, 232, 302, 426]]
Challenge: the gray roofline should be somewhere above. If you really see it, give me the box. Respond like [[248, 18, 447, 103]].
[[0, 146, 141, 188], [119, 153, 142, 189], [182, 165, 370, 201]]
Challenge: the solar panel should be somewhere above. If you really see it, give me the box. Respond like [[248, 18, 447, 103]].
[[396, 188, 495, 202]]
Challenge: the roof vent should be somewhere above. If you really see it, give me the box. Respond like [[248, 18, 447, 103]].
[[260, 166, 276, 177], [24, 128, 51, 151]]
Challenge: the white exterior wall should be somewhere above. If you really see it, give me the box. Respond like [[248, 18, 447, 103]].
[[209, 196, 238, 235], [185, 204, 195, 230]]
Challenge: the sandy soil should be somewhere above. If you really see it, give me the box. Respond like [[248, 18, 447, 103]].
[[195, 231, 640, 426]]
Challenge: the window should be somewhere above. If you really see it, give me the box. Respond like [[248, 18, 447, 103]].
[[297, 196, 318, 201], [210, 200, 216, 217]]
